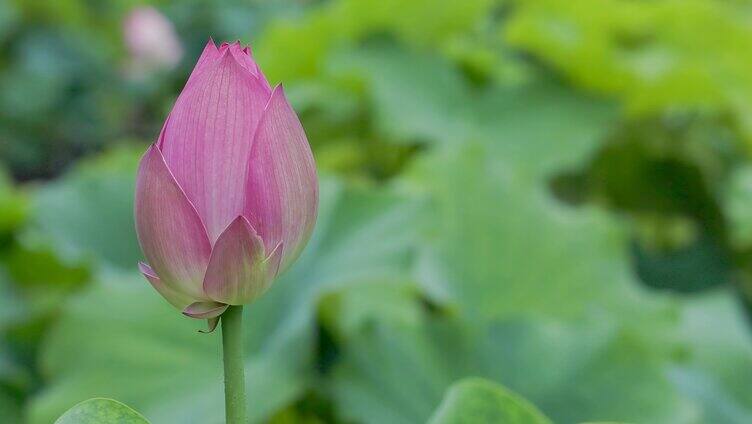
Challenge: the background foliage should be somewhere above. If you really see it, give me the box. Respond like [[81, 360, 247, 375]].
[[2, 0, 752, 422]]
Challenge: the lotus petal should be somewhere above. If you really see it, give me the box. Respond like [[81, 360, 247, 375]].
[[203, 216, 275, 305], [134, 145, 212, 300], [138, 262, 195, 309], [182, 301, 229, 319], [244, 85, 318, 272]]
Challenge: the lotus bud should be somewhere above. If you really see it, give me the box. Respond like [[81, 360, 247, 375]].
[[123, 7, 183, 73], [134, 40, 318, 324]]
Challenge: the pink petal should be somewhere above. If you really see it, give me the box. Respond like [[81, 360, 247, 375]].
[[184, 39, 220, 88], [182, 301, 228, 319], [139, 262, 195, 309], [159, 49, 272, 242], [203, 216, 277, 305], [227, 42, 272, 91], [244, 85, 318, 273], [134, 145, 212, 300]]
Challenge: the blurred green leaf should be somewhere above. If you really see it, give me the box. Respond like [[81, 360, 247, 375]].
[[329, 313, 695, 424], [428, 378, 552, 424], [410, 142, 648, 320], [0, 267, 27, 331], [585, 120, 725, 221], [4, 245, 89, 291], [0, 389, 22, 424], [505, 0, 752, 138], [323, 138, 751, 423], [0, 167, 26, 236], [472, 82, 616, 180], [724, 165, 752, 249], [326, 43, 615, 185], [569, 116, 735, 294], [668, 291, 752, 422], [54, 398, 149, 424], [633, 232, 731, 293], [256, 0, 493, 83], [319, 280, 424, 340], [328, 44, 472, 146], [1, 244, 90, 334], [26, 146, 143, 271], [0, 0, 18, 42], [0, 340, 27, 424]]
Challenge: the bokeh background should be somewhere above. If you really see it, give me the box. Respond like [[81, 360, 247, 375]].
[[2, 0, 752, 423]]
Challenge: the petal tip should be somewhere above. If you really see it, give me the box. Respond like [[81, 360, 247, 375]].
[[230, 214, 257, 234], [271, 83, 285, 99], [265, 242, 284, 280], [138, 261, 157, 279], [199, 317, 220, 333], [138, 143, 163, 169]]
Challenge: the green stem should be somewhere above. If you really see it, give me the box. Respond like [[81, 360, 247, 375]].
[[221, 305, 246, 424]]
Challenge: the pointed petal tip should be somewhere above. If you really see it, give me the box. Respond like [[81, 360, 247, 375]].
[[138, 262, 196, 311], [264, 84, 295, 114], [138, 261, 157, 278], [181, 38, 222, 88], [265, 242, 284, 280], [222, 42, 264, 76], [270, 83, 285, 99], [138, 143, 164, 170], [216, 46, 252, 71], [182, 301, 228, 319], [218, 40, 242, 53], [199, 317, 220, 333], [196, 39, 218, 60], [140, 142, 156, 159], [225, 214, 257, 235], [214, 40, 269, 88]]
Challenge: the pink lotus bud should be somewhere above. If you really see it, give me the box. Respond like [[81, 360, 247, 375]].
[[123, 7, 183, 72], [134, 40, 318, 321]]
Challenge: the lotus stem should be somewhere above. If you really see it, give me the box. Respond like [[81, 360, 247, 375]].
[[221, 305, 246, 424]]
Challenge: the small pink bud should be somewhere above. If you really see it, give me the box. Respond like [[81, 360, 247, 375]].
[[123, 7, 183, 73], [134, 40, 318, 319]]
